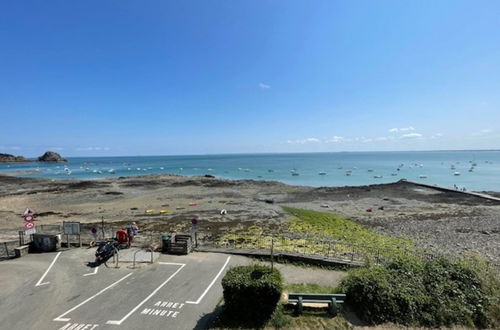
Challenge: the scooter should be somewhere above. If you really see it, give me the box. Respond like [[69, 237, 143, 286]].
[[95, 239, 119, 265]]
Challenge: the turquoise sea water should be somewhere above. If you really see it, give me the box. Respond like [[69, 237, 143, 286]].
[[1, 151, 499, 191]]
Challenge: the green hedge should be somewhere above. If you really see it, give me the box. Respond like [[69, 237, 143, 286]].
[[221, 265, 283, 326], [340, 256, 499, 328]]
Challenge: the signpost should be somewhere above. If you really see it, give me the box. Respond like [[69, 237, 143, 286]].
[[22, 208, 36, 235], [191, 218, 199, 247], [63, 221, 82, 247]]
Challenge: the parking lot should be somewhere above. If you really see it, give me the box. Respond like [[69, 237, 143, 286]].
[[0, 248, 245, 330]]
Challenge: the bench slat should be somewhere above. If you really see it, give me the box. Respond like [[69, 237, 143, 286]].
[[289, 299, 344, 304], [288, 293, 346, 301]]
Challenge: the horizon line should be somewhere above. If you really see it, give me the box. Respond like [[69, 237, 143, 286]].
[[14, 148, 500, 159]]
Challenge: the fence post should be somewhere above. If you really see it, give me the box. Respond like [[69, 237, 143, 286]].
[[271, 237, 274, 271], [101, 216, 105, 240], [19, 231, 24, 246], [4, 242, 9, 257]]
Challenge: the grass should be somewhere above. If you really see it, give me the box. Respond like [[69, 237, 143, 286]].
[[209, 297, 354, 330], [217, 207, 417, 262], [284, 283, 339, 294]]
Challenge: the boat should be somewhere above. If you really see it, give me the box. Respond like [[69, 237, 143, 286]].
[[419, 175, 427, 179], [318, 171, 327, 175], [367, 169, 373, 172], [108, 169, 115, 174], [373, 175, 383, 179], [291, 172, 299, 176], [454, 172, 461, 176], [268, 169, 274, 173], [391, 173, 398, 176]]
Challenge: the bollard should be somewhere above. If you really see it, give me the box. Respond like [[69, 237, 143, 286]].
[[133, 248, 154, 269]]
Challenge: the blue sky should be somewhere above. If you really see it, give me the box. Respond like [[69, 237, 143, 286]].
[[1, 0, 499, 157]]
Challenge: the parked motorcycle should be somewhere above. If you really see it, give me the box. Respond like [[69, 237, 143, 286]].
[[95, 240, 119, 265]]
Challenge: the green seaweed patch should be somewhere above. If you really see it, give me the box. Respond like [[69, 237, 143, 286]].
[[284, 207, 415, 253], [217, 208, 418, 262]]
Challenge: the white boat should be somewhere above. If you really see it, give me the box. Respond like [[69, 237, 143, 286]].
[[318, 171, 327, 175], [108, 169, 115, 174], [454, 171, 461, 176], [373, 175, 383, 179]]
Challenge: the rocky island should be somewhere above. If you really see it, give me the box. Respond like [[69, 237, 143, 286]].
[[37, 151, 67, 162], [0, 153, 30, 163]]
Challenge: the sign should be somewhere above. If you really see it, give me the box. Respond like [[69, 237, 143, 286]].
[[22, 208, 35, 216], [24, 221, 35, 230], [63, 221, 81, 235], [25, 228, 36, 235], [24, 214, 34, 222]]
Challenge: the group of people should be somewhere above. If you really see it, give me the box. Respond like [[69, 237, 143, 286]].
[[115, 222, 139, 248]]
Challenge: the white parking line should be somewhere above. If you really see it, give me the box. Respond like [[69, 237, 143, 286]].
[[35, 252, 62, 287], [83, 267, 99, 277], [185, 256, 231, 305], [53, 273, 133, 322], [106, 263, 186, 325]]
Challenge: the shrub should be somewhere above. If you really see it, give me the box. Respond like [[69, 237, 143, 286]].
[[221, 265, 283, 327], [340, 256, 499, 328]]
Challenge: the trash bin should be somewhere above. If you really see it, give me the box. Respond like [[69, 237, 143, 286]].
[[162, 235, 171, 253]]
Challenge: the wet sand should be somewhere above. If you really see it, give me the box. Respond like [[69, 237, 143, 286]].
[[1, 174, 499, 264]]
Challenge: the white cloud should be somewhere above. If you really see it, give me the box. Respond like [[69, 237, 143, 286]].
[[287, 137, 321, 144], [430, 133, 444, 139], [400, 133, 423, 139], [258, 82, 271, 89], [326, 136, 350, 143], [471, 129, 493, 136], [76, 146, 110, 151], [389, 126, 415, 133]]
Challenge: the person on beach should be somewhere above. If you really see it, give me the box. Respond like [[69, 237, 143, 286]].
[[127, 222, 139, 247]]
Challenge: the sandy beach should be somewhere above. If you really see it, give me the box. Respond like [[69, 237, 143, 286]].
[[1, 174, 499, 264]]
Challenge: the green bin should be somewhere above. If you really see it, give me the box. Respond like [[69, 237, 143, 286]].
[[162, 235, 171, 253]]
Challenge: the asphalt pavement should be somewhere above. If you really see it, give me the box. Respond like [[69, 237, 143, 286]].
[[0, 248, 247, 330]]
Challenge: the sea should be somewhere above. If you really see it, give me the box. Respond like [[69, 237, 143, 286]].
[[1, 151, 499, 192]]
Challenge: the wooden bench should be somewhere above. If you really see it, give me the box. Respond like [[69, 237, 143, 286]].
[[288, 293, 346, 316], [14, 245, 30, 258]]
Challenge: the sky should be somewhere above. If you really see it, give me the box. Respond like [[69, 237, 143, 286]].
[[1, 0, 499, 157]]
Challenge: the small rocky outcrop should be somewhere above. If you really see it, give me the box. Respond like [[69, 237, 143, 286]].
[[37, 151, 67, 162], [0, 153, 31, 163]]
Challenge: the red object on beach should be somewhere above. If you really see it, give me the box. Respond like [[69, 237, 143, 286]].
[[189, 202, 198, 206], [366, 207, 373, 212], [116, 229, 128, 243]]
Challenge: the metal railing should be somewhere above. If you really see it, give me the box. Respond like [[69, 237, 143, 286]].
[[132, 248, 154, 268]]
